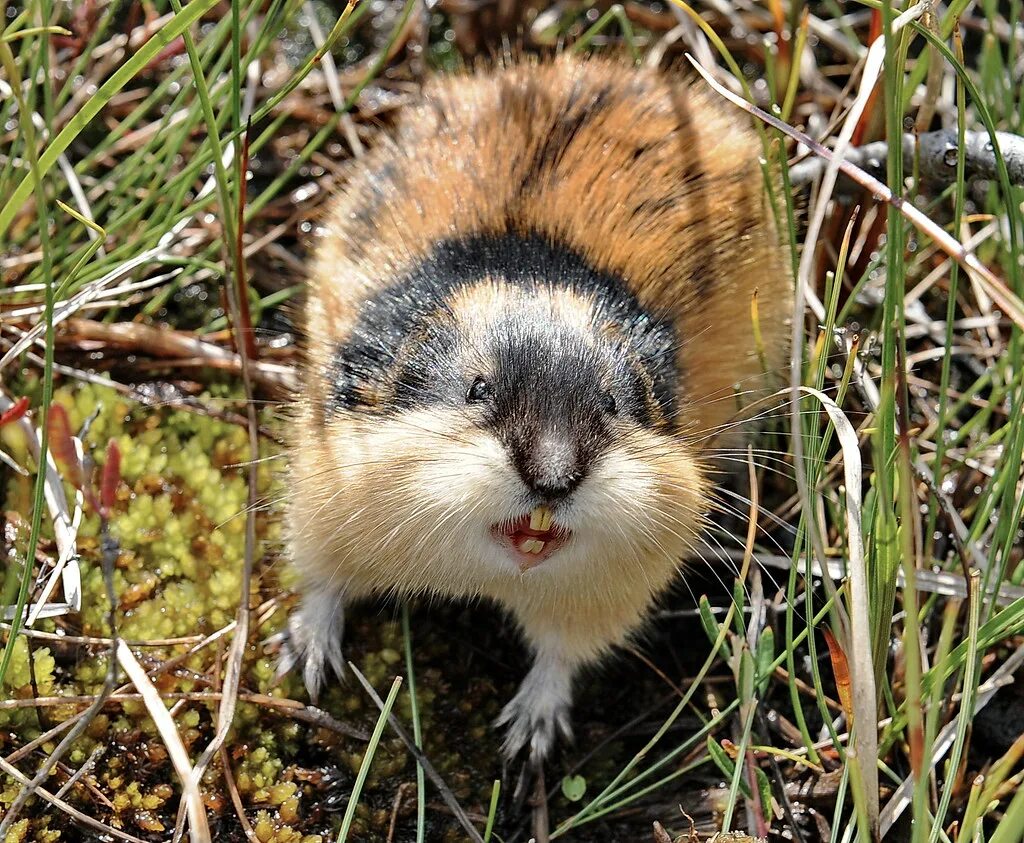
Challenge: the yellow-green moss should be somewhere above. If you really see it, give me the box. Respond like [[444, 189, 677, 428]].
[[2, 378, 503, 840], [1, 380, 301, 834]]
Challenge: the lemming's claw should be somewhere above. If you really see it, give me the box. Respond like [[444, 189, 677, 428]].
[[495, 687, 573, 764], [270, 590, 347, 704]]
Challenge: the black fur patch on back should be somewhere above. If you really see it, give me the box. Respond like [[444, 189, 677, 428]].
[[517, 78, 613, 193], [325, 231, 679, 427]]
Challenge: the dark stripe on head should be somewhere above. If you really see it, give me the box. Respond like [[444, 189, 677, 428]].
[[325, 231, 678, 424], [666, 87, 716, 297], [517, 79, 613, 194]]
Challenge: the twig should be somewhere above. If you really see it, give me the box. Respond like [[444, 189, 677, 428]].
[[386, 781, 416, 843], [789, 129, 1024, 188], [531, 764, 550, 843], [0, 623, 205, 647], [53, 743, 106, 801], [53, 318, 296, 391], [116, 641, 211, 842], [219, 745, 259, 843], [732, 549, 1024, 606], [0, 690, 368, 740], [348, 661, 486, 843]]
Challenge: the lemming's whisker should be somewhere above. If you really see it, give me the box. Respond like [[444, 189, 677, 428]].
[[218, 455, 451, 526], [711, 488, 797, 535], [708, 446, 801, 458], [690, 532, 743, 600], [703, 510, 793, 565], [702, 527, 786, 595], [703, 457, 796, 482], [222, 453, 288, 469]]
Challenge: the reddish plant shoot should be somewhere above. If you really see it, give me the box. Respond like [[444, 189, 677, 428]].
[[0, 397, 30, 428], [823, 626, 854, 726], [47, 404, 84, 490], [101, 439, 122, 519]]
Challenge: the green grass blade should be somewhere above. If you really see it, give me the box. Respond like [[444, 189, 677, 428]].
[[338, 675, 404, 843]]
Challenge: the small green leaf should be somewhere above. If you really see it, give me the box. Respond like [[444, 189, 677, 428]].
[[738, 648, 755, 701], [706, 736, 735, 779], [731, 580, 747, 635], [698, 596, 731, 660], [561, 774, 587, 802], [755, 627, 775, 692], [755, 765, 774, 821]]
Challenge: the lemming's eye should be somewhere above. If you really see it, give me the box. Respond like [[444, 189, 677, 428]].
[[466, 376, 494, 403], [602, 391, 618, 415]]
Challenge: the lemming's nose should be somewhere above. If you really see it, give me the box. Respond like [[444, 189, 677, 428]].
[[514, 434, 585, 501]]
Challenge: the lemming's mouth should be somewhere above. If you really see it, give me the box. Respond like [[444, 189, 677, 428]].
[[491, 505, 572, 571]]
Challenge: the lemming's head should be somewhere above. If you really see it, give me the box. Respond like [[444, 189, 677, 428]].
[[305, 233, 709, 591]]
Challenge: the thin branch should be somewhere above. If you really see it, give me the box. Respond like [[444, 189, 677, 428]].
[[53, 743, 106, 801], [348, 661, 486, 843], [220, 745, 259, 842], [0, 690, 368, 740], [789, 129, 1024, 188], [52, 318, 296, 391]]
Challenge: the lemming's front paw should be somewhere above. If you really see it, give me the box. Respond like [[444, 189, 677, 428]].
[[270, 590, 346, 704], [495, 677, 573, 763]]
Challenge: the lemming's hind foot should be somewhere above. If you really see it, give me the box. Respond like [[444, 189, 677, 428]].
[[271, 588, 347, 704]]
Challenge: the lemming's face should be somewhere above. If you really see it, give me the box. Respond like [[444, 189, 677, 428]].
[[303, 282, 709, 597]]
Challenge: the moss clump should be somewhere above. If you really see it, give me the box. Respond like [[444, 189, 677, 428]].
[[253, 809, 322, 843], [0, 638, 56, 738], [0, 813, 61, 843], [1, 380, 302, 835]]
